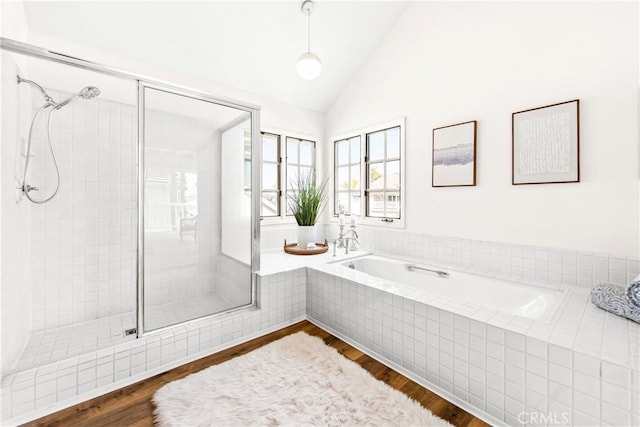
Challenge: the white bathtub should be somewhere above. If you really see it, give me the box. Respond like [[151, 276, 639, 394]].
[[339, 255, 565, 321]]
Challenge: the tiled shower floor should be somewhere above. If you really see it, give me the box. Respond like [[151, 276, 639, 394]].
[[11, 292, 233, 374]]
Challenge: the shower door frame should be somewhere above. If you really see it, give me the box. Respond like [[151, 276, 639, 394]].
[[137, 82, 260, 336], [0, 37, 262, 338]]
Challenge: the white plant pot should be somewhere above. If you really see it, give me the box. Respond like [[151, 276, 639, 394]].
[[296, 225, 317, 249]]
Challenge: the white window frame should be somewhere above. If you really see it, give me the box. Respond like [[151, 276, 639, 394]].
[[260, 127, 319, 225], [334, 135, 362, 217], [331, 117, 405, 229], [260, 132, 282, 218]]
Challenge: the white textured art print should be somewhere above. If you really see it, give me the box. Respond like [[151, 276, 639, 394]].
[[517, 112, 571, 175], [513, 100, 579, 184]]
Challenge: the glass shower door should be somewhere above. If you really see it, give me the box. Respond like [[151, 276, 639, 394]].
[[139, 84, 255, 333]]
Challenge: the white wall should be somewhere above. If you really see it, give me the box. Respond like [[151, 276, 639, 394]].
[[326, 1, 639, 259]]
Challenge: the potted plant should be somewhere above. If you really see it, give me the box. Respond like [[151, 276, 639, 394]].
[[288, 170, 328, 249]]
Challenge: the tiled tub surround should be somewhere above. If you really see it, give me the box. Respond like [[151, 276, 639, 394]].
[[3, 226, 639, 425], [0, 268, 306, 425], [333, 226, 640, 289], [307, 260, 640, 427]]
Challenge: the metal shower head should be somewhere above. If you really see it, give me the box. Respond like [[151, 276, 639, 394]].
[[79, 86, 100, 99], [55, 86, 101, 110]]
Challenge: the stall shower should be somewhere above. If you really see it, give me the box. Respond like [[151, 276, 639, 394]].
[[0, 42, 259, 379]]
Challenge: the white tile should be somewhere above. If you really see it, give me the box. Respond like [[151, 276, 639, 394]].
[[570, 409, 600, 427], [525, 336, 546, 359], [574, 352, 600, 377], [487, 341, 504, 361], [548, 344, 571, 368], [601, 402, 631, 426], [506, 331, 525, 351], [525, 371, 546, 395], [548, 381, 571, 406], [487, 371, 504, 393], [487, 325, 505, 345], [548, 362, 571, 387], [525, 354, 546, 377], [506, 347, 524, 369], [525, 388, 546, 413], [601, 361, 631, 387], [602, 381, 631, 410], [574, 390, 599, 418]]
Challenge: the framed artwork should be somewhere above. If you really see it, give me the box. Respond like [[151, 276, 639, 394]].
[[512, 99, 580, 185], [432, 120, 477, 187]]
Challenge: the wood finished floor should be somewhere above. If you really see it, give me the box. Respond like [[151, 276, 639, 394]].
[[24, 320, 489, 427]]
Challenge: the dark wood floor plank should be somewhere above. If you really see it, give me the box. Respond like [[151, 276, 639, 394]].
[[24, 320, 489, 427]]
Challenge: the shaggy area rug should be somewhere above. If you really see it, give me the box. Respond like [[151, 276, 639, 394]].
[[153, 332, 452, 426]]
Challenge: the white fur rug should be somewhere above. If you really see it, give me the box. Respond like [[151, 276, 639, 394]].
[[153, 332, 452, 426]]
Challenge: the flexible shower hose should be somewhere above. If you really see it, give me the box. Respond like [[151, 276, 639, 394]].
[[21, 103, 61, 204]]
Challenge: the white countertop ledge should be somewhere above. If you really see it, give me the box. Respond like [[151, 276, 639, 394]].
[[256, 248, 369, 276]]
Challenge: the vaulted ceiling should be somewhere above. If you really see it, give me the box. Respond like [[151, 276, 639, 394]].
[[23, 1, 409, 112]]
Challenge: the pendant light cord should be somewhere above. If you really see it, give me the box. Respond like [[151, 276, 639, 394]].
[[307, 9, 311, 53]]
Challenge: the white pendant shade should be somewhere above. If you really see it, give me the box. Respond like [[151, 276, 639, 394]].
[[297, 52, 322, 80]]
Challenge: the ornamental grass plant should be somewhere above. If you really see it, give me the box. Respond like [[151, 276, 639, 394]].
[[288, 170, 328, 226]]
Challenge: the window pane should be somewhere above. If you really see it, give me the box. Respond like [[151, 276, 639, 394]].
[[337, 166, 350, 191], [299, 167, 313, 183], [287, 139, 298, 164], [350, 192, 361, 216], [262, 135, 278, 162], [368, 163, 384, 189], [262, 163, 278, 190], [300, 141, 313, 166], [368, 192, 385, 217], [287, 165, 298, 189], [386, 127, 400, 158], [286, 190, 297, 215], [261, 192, 279, 217], [350, 137, 360, 162], [337, 192, 349, 215], [350, 165, 360, 190], [386, 160, 400, 189], [386, 191, 400, 218], [368, 131, 384, 161], [337, 140, 349, 166]]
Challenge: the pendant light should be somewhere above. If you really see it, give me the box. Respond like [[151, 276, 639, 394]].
[[297, 0, 322, 80]]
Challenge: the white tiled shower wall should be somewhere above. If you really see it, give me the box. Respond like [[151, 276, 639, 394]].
[[0, 268, 306, 424], [27, 91, 137, 330], [27, 95, 228, 331]]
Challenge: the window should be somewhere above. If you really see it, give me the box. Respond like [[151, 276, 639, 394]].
[[332, 119, 404, 225], [260, 131, 316, 220], [365, 126, 401, 219], [334, 136, 361, 216], [261, 132, 280, 217], [286, 137, 316, 215]]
